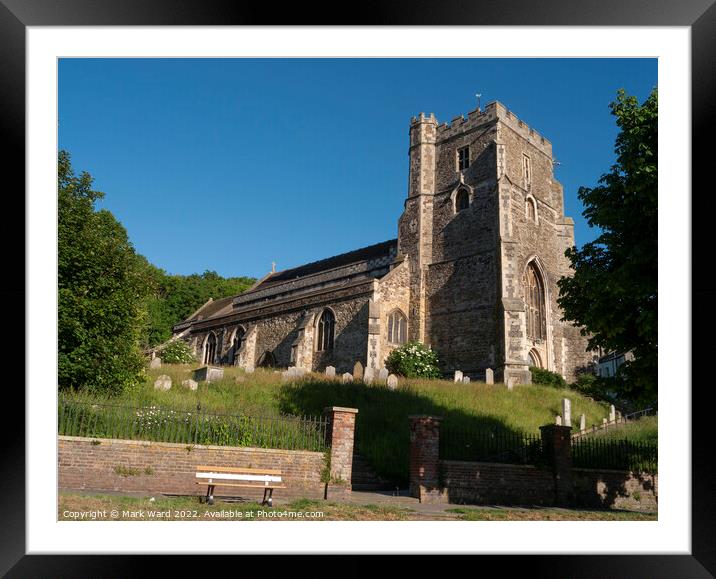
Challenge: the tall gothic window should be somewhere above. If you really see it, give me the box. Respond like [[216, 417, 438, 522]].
[[204, 333, 217, 364], [455, 189, 469, 213], [387, 310, 408, 345], [525, 262, 546, 340], [316, 309, 336, 352], [228, 327, 245, 364]]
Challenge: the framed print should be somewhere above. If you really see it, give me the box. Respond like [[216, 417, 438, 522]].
[[4, 0, 714, 575]]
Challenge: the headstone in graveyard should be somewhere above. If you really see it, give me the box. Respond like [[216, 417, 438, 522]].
[[149, 357, 162, 369], [342, 372, 353, 384], [454, 370, 463, 383], [485, 368, 494, 385], [562, 398, 572, 427], [181, 379, 198, 391], [353, 361, 364, 381], [387, 374, 398, 390], [154, 375, 172, 391], [325, 366, 336, 378]]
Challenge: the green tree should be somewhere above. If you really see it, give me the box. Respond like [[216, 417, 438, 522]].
[[557, 88, 657, 406], [58, 151, 155, 394], [142, 269, 255, 348]]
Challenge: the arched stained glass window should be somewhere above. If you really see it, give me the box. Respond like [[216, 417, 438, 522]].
[[316, 309, 336, 352], [525, 262, 546, 340], [387, 310, 408, 345], [228, 327, 245, 364], [204, 333, 217, 365]]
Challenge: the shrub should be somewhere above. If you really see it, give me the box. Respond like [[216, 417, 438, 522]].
[[530, 367, 567, 389], [385, 341, 441, 379], [158, 340, 196, 364]]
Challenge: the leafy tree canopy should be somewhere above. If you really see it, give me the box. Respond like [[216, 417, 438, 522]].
[[557, 88, 657, 406], [59, 150, 155, 394]]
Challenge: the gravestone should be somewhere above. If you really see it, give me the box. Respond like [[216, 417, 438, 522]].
[[555, 415, 562, 425], [245, 367, 255, 374], [378, 368, 389, 382], [149, 357, 162, 369], [342, 372, 353, 384], [353, 361, 364, 381], [462, 376, 471, 384], [485, 368, 494, 384], [562, 398, 572, 427], [454, 370, 463, 383], [507, 377, 517, 391], [602, 418, 608, 425], [193, 365, 224, 383], [181, 379, 198, 391], [325, 366, 336, 378], [387, 374, 398, 390], [363, 367, 375, 385], [153, 375, 172, 391], [580, 414, 586, 432], [609, 405, 616, 422]]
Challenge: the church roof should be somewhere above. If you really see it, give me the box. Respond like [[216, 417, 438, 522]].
[[176, 238, 398, 328], [252, 239, 398, 291]]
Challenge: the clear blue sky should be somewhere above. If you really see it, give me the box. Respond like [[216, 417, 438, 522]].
[[58, 58, 657, 279]]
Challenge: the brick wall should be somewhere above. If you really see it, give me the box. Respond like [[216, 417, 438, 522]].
[[58, 436, 328, 501], [409, 415, 657, 512], [573, 468, 658, 512], [440, 460, 556, 506]]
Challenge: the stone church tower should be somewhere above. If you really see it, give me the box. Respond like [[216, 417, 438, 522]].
[[173, 100, 592, 384], [397, 102, 591, 384]]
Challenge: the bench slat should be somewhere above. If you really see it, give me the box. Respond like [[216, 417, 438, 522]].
[[196, 473, 282, 483], [196, 466, 282, 475], [197, 482, 287, 489]]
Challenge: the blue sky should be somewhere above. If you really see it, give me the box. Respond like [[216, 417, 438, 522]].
[[58, 58, 657, 279]]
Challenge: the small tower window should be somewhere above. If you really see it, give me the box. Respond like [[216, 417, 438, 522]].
[[526, 196, 537, 222], [316, 309, 336, 352], [457, 146, 470, 171], [387, 310, 408, 345], [523, 154, 531, 188], [455, 189, 470, 213]]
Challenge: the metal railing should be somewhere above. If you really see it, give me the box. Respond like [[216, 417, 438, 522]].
[[571, 437, 657, 473], [440, 427, 544, 465], [58, 398, 329, 452]]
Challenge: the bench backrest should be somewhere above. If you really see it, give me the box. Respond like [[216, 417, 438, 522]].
[[196, 465, 282, 484]]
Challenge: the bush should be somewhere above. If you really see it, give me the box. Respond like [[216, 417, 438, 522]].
[[157, 340, 196, 364], [529, 367, 567, 389], [385, 341, 441, 379]]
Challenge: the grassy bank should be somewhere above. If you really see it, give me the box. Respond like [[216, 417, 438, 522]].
[[581, 415, 658, 444], [61, 364, 622, 484]]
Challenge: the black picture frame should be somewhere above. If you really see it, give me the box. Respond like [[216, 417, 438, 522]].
[[4, 1, 713, 576]]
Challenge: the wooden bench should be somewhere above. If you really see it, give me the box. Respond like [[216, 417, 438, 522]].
[[195, 466, 286, 507]]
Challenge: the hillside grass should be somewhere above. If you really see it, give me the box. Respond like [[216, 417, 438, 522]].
[[62, 363, 618, 485], [580, 415, 658, 444]]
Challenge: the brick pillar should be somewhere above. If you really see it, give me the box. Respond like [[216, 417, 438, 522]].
[[323, 407, 359, 492], [540, 424, 575, 507], [409, 415, 446, 503]]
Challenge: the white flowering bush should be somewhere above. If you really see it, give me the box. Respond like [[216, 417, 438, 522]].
[[157, 340, 196, 364], [385, 341, 441, 379]]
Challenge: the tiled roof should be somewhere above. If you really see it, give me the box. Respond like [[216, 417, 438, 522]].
[[252, 239, 397, 291]]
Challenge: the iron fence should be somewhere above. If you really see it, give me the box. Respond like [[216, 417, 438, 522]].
[[571, 437, 657, 473], [58, 398, 329, 452], [440, 426, 544, 465]]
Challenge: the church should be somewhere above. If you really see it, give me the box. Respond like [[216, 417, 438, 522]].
[[172, 100, 592, 384]]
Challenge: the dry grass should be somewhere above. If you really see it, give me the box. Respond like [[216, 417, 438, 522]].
[[58, 492, 410, 521]]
